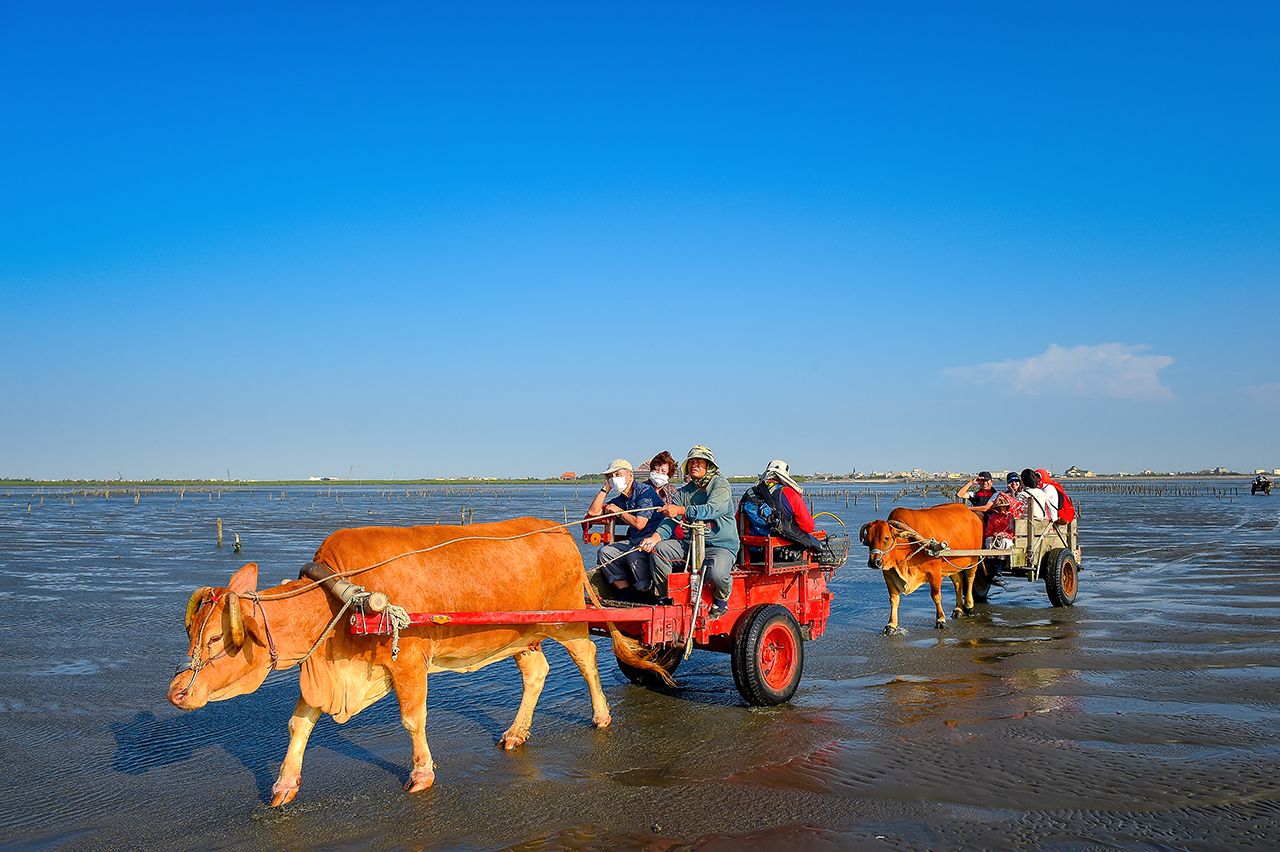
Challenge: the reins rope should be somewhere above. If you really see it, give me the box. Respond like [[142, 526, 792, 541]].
[[216, 505, 691, 664], [253, 505, 671, 603]]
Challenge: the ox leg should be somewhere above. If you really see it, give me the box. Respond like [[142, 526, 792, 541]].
[[271, 698, 321, 807], [882, 573, 905, 636], [951, 570, 975, 619], [394, 672, 435, 793], [558, 635, 612, 729], [930, 573, 947, 629], [500, 645, 550, 749]]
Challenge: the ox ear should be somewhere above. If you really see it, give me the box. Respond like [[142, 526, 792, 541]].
[[227, 563, 259, 595], [858, 522, 872, 545]]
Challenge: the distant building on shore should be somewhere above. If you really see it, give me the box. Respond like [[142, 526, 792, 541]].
[[559, 472, 577, 480]]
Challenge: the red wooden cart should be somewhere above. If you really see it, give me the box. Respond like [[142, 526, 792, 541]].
[[350, 516, 847, 706]]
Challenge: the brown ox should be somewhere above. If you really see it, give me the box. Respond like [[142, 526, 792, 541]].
[[167, 518, 622, 806], [859, 503, 983, 634]]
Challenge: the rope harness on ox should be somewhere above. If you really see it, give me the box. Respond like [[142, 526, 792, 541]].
[[178, 504, 689, 675], [864, 519, 984, 573]]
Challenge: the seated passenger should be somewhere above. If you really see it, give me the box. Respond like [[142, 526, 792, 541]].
[[584, 458, 665, 600], [972, 471, 1022, 515], [646, 450, 684, 539], [1036, 468, 1076, 523], [1020, 468, 1059, 522], [738, 459, 824, 555], [984, 492, 1025, 549], [959, 471, 998, 505], [646, 451, 678, 503], [639, 445, 739, 619], [958, 471, 999, 518]]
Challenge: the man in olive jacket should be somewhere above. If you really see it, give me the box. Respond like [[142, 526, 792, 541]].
[[640, 445, 740, 620]]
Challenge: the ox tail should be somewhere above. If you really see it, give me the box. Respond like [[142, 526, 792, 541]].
[[578, 566, 678, 688]]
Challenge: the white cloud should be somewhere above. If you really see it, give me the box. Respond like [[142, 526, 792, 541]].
[[1239, 383, 1280, 406], [943, 343, 1176, 402]]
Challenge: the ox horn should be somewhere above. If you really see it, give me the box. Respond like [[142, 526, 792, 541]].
[[225, 591, 245, 650], [185, 586, 212, 630], [858, 522, 872, 545]]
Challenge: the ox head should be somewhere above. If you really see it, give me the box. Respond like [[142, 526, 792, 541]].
[[860, 519, 911, 571], [168, 563, 273, 711]]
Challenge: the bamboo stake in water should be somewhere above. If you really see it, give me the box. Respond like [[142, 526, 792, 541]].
[[217, 518, 223, 548]]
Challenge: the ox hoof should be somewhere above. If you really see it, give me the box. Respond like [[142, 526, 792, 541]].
[[883, 625, 905, 636], [404, 768, 435, 792], [269, 778, 300, 807], [951, 608, 965, 620], [499, 731, 529, 750], [592, 714, 612, 729], [934, 619, 947, 630]]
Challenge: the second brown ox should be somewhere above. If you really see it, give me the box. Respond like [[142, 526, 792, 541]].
[[859, 503, 984, 634], [167, 518, 628, 806]]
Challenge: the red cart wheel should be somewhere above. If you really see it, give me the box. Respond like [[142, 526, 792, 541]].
[[732, 604, 804, 706]]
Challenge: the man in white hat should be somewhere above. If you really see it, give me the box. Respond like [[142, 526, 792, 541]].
[[639, 445, 740, 620], [740, 460, 821, 552], [585, 458, 665, 599]]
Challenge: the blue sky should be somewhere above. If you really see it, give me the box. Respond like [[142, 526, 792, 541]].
[[2, 2, 1277, 480]]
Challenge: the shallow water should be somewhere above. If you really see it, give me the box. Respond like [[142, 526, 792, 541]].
[[0, 481, 1276, 851]]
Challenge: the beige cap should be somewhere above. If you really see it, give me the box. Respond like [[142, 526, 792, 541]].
[[601, 459, 633, 475]]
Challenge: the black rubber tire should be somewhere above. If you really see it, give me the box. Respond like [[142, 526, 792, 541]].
[[731, 604, 804, 706], [1043, 548, 1079, 607], [617, 643, 682, 689], [729, 605, 767, 698], [971, 559, 997, 603]]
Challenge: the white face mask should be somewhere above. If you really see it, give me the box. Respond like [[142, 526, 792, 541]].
[[649, 473, 669, 488], [610, 475, 627, 492]]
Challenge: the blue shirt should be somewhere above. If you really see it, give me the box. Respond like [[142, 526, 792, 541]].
[[606, 481, 665, 540]]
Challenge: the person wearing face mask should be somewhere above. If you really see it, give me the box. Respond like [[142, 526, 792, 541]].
[[646, 450, 679, 503], [644, 450, 686, 541], [639, 445, 740, 621], [585, 459, 665, 600]]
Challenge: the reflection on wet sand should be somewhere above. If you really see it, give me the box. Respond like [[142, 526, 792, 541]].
[[0, 482, 1278, 850]]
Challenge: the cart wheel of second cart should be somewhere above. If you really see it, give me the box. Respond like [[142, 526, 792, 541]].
[[971, 559, 998, 603], [732, 604, 804, 706], [617, 643, 683, 689], [1043, 548, 1079, 607]]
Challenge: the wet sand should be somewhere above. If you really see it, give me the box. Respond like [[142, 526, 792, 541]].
[[1, 482, 1276, 851]]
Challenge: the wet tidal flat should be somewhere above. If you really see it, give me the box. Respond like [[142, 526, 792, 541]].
[[1, 481, 1277, 851]]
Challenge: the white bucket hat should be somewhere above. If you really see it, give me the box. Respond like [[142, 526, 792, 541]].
[[762, 459, 802, 493]]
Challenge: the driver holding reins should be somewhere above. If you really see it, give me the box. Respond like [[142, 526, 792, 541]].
[[639, 445, 739, 620]]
